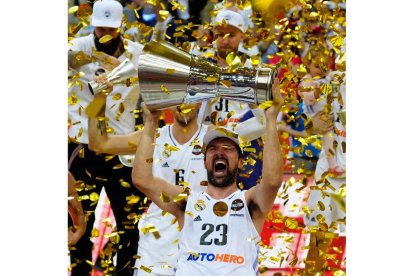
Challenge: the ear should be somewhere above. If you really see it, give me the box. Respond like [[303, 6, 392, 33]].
[[237, 156, 244, 170]]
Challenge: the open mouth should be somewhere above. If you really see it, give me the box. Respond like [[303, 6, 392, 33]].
[[213, 159, 228, 176]]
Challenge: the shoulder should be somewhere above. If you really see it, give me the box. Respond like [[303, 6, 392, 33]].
[[125, 39, 144, 54], [69, 34, 94, 51]]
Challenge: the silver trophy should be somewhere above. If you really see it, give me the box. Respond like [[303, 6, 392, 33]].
[[138, 40, 276, 110], [88, 58, 138, 94]]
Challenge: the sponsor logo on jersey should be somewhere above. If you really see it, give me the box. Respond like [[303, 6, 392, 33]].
[[192, 144, 202, 155], [230, 199, 244, 211], [162, 162, 170, 168], [194, 200, 206, 211], [186, 252, 245, 264], [230, 213, 244, 217], [193, 215, 202, 221]]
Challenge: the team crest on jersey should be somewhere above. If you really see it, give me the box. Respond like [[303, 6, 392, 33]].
[[231, 199, 244, 211], [192, 144, 202, 155], [194, 199, 206, 211]]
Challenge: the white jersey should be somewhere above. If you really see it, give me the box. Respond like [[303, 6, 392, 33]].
[[175, 190, 260, 276], [135, 124, 208, 275], [68, 34, 144, 144]]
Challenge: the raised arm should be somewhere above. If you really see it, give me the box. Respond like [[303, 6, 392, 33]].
[[131, 105, 187, 225], [246, 80, 284, 231], [87, 78, 142, 155]]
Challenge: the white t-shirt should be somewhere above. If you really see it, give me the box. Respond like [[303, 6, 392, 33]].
[[135, 124, 208, 275], [68, 34, 144, 144], [175, 190, 260, 276]]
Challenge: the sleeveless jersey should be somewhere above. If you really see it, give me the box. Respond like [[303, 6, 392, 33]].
[[135, 124, 208, 275], [175, 190, 260, 276]]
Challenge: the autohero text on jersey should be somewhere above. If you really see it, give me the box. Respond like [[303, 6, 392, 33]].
[[186, 252, 245, 264]]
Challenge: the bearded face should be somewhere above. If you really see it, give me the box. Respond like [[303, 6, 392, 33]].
[[205, 138, 242, 188], [207, 156, 238, 188], [93, 27, 122, 56], [172, 104, 199, 126], [213, 25, 244, 60]]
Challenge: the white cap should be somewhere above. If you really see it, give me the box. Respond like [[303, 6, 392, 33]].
[[203, 127, 242, 153], [91, 0, 123, 28], [213, 10, 246, 33]]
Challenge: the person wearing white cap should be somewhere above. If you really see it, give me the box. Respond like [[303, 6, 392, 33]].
[[198, 9, 265, 191], [68, 1, 146, 275], [131, 79, 284, 275]]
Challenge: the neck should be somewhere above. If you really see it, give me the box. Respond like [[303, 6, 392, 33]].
[[205, 183, 239, 200], [171, 119, 199, 145]]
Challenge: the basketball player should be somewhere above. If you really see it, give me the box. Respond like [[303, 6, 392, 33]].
[[131, 80, 283, 274], [88, 79, 209, 275]]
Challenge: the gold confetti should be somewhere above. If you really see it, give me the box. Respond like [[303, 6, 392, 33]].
[[160, 192, 171, 203], [112, 93, 122, 101], [185, 211, 194, 218], [89, 192, 99, 202], [317, 201, 326, 211], [99, 35, 113, 43], [251, 55, 260, 66], [68, 94, 79, 105], [225, 52, 241, 69], [120, 179, 130, 188], [140, 223, 161, 239], [178, 181, 189, 187], [85, 97, 106, 118], [206, 76, 218, 82], [161, 84, 170, 94], [166, 68, 176, 74], [173, 193, 188, 203], [68, 6, 79, 14], [140, 265, 152, 273], [333, 270, 346, 276], [284, 218, 298, 229], [320, 83, 333, 95], [220, 80, 232, 88], [164, 143, 180, 151], [159, 10, 170, 20], [146, 158, 154, 163], [258, 100, 274, 110], [330, 36, 345, 48], [91, 228, 100, 237], [177, 105, 193, 115], [113, 164, 124, 170]]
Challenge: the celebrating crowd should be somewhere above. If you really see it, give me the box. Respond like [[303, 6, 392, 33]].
[[68, 0, 346, 275]]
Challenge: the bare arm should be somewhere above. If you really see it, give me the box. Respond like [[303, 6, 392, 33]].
[[246, 80, 284, 232], [131, 105, 186, 225], [87, 80, 143, 155]]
